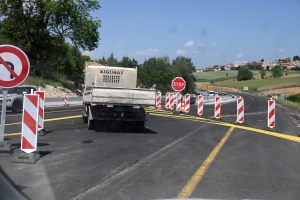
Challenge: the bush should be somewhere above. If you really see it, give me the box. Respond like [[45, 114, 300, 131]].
[[286, 94, 300, 103]]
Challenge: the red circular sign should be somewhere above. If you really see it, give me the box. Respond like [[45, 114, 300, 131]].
[[172, 77, 186, 91], [0, 45, 30, 88]]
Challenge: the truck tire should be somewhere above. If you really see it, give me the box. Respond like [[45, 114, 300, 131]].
[[133, 121, 145, 133], [12, 101, 22, 113], [82, 115, 88, 123], [88, 119, 95, 130]]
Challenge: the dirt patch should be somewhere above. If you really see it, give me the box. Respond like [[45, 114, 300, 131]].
[[261, 87, 300, 95], [195, 82, 241, 93], [257, 82, 300, 91]]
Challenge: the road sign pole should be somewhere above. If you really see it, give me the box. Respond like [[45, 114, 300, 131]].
[[0, 89, 8, 142]]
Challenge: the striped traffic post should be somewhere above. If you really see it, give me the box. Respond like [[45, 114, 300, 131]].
[[214, 95, 221, 119], [197, 94, 203, 115], [156, 91, 162, 109], [165, 92, 170, 109], [176, 92, 182, 112], [169, 93, 174, 110], [21, 94, 39, 153], [268, 98, 275, 128], [64, 93, 68, 105], [184, 94, 190, 113], [34, 91, 45, 130], [237, 97, 244, 123]]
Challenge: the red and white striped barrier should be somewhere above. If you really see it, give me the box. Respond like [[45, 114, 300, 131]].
[[165, 92, 170, 109], [268, 99, 275, 128], [237, 97, 244, 123], [176, 93, 182, 112], [156, 91, 161, 108], [170, 93, 175, 110], [21, 94, 39, 153], [197, 94, 203, 115], [236, 97, 244, 123], [64, 93, 68, 105], [34, 91, 45, 130], [214, 95, 221, 119], [184, 94, 190, 113]]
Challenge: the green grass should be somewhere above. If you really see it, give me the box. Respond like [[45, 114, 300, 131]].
[[194, 70, 260, 81], [214, 76, 300, 91]]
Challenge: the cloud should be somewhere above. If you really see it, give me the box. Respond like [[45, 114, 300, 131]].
[[135, 48, 159, 56], [279, 48, 285, 52], [175, 50, 187, 55], [116, 44, 123, 47], [193, 51, 201, 54], [236, 53, 244, 58], [205, 53, 210, 56], [197, 43, 205, 47], [210, 42, 217, 46], [184, 41, 194, 47], [215, 53, 219, 56]]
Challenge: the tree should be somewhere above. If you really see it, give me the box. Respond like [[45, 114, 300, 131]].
[[266, 66, 270, 71], [118, 56, 138, 68], [293, 55, 300, 61], [271, 65, 283, 78], [171, 56, 196, 94], [97, 56, 107, 65], [260, 58, 264, 62], [106, 53, 118, 66], [260, 68, 266, 79], [0, 0, 101, 76], [237, 66, 253, 81], [137, 57, 176, 93]]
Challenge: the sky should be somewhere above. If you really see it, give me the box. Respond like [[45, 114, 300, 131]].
[[83, 0, 300, 69]]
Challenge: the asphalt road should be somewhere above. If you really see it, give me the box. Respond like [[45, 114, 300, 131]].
[[1, 94, 300, 200]]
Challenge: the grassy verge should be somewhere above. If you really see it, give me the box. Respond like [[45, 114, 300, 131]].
[[214, 76, 300, 91]]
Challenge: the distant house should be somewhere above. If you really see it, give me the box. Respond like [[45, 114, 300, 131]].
[[196, 68, 203, 72]]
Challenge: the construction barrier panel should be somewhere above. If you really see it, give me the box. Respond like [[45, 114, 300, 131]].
[[214, 95, 221, 119], [21, 94, 39, 153], [184, 94, 190, 113], [176, 93, 182, 112], [237, 97, 244, 123], [34, 91, 45, 130], [156, 91, 161, 109], [268, 99, 275, 128], [165, 92, 170, 109], [197, 94, 203, 115], [64, 93, 68, 105]]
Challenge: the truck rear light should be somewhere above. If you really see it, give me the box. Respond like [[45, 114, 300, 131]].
[[96, 112, 106, 116]]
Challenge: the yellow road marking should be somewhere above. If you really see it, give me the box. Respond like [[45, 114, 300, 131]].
[[147, 109, 300, 143], [4, 132, 21, 136], [177, 126, 235, 198], [5, 115, 81, 126]]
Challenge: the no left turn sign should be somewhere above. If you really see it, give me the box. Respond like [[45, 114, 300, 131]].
[[0, 45, 30, 88]]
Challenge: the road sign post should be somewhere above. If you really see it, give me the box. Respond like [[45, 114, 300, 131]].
[[0, 45, 30, 156]]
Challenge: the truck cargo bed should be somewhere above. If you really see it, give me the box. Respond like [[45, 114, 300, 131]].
[[84, 86, 156, 106]]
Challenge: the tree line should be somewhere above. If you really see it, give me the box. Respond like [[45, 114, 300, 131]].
[[95, 53, 196, 94]]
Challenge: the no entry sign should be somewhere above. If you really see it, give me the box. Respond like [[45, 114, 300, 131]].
[[0, 45, 30, 88]]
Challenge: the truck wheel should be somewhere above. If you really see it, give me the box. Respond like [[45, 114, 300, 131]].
[[88, 119, 95, 130], [82, 115, 88, 123], [133, 121, 145, 133], [12, 101, 22, 113]]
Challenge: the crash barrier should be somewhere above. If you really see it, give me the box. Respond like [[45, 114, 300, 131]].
[[156, 91, 162, 109], [214, 95, 221, 119], [237, 97, 244, 123], [21, 94, 39, 153], [197, 95, 203, 115], [64, 93, 68, 105], [268, 99, 275, 128], [34, 91, 45, 130]]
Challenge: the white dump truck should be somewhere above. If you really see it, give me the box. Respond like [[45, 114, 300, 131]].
[[82, 62, 156, 132]]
